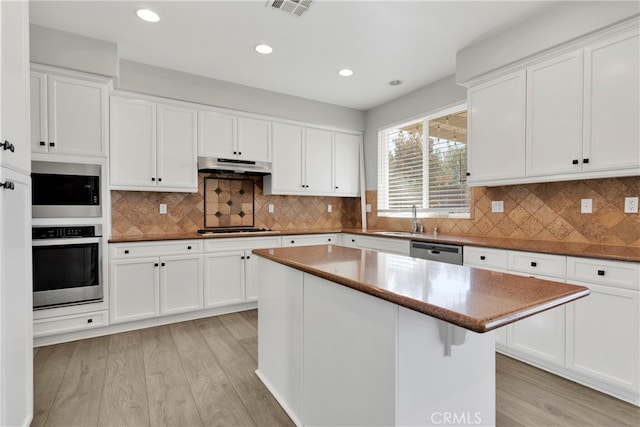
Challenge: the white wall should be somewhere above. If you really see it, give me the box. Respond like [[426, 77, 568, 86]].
[[117, 60, 365, 131], [363, 75, 466, 190], [30, 24, 118, 78], [456, 1, 640, 84]]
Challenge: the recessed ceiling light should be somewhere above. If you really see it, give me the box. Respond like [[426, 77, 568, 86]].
[[389, 80, 402, 86], [255, 44, 273, 55], [338, 69, 354, 77], [136, 9, 160, 23]]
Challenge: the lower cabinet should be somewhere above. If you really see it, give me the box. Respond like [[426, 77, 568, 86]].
[[281, 233, 337, 247], [109, 241, 203, 324], [339, 234, 410, 255]]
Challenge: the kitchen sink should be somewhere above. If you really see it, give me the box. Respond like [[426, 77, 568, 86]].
[[371, 231, 425, 237]]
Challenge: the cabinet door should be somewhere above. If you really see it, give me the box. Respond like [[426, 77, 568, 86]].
[[467, 70, 526, 184], [0, 166, 32, 427], [109, 258, 159, 323], [0, 0, 29, 175], [30, 72, 48, 154], [270, 122, 304, 193], [507, 272, 566, 366], [110, 97, 157, 187], [566, 281, 639, 392], [305, 128, 333, 194], [47, 75, 106, 157], [160, 254, 203, 315], [584, 29, 640, 173], [237, 117, 270, 162], [157, 104, 197, 190], [244, 251, 259, 302], [526, 50, 584, 177], [204, 251, 245, 307], [197, 110, 236, 158], [333, 133, 360, 196]]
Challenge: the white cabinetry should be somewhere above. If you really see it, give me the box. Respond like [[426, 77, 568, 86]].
[[583, 28, 640, 173], [198, 110, 271, 162], [265, 122, 360, 197], [0, 0, 29, 175], [565, 257, 639, 399], [110, 95, 197, 192], [281, 233, 337, 247], [0, 1, 32, 424], [339, 233, 358, 248], [109, 241, 203, 324], [203, 236, 281, 307], [355, 235, 410, 255], [526, 50, 584, 177], [30, 67, 109, 158], [467, 70, 526, 184]]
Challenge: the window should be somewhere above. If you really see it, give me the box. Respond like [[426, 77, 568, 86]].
[[377, 106, 469, 217]]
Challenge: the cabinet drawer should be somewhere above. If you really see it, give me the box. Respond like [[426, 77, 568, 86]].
[[463, 246, 508, 271], [34, 311, 108, 337], [281, 234, 338, 247], [508, 250, 566, 278], [110, 240, 202, 258], [567, 256, 639, 290], [204, 236, 281, 252]]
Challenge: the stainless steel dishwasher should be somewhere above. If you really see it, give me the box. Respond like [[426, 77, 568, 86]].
[[409, 241, 463, 265]]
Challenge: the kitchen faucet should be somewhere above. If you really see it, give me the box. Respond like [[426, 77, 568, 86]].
[[411, 204, 418, 233]]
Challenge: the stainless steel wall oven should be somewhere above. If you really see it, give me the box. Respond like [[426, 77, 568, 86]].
[[32, 226, 103, 309]]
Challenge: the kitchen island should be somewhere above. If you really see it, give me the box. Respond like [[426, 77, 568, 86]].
[[253, 245, 589, 427]]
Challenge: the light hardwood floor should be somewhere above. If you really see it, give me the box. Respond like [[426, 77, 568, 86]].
[[33, 310, 639, 427]]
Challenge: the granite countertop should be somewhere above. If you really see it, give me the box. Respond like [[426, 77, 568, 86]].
[[108, 228, 640, 263], [252, 245, 590, 333]]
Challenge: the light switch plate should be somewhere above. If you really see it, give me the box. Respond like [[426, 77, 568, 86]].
[[581, 199, 592, 214], [327, 204, 332, 213], [268, 204, 274, 213], [159, 204, 167, 214], [491, 201, 504, 213], [624, 197, 639, 213]]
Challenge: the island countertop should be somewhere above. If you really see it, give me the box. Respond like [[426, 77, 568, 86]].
[[252, 245, 590, 333]]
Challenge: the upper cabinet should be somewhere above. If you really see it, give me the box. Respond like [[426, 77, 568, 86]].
[[264, 122, 360, 197], [110, 95, 197, 192], [466, 23, 640, 186], [30, 67, 110, 158], [198, 109, 270, 162], [0, 0, 30, 175]]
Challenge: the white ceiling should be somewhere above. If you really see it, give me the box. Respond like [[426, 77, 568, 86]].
[[30, 0, 559, 111]]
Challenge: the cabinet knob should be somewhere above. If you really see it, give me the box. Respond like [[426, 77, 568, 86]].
[[87, 318, 93, 324], [154, 263, 159, 267], [572, 159, 579, 165], [466, 172, 470, 176], [291, 240, 295, 244], [158, 178, 162, 182], [583, 158, 590, 164], [151, 177, 156, 182], [335, 186, 339, 189], [49, 142, 55, 147], [246, 255, 251, 260], [238, 152, 242, 155], [530, 261, 537, 267], [328, 238, 332, 242], [480, 256, 486, 261], [187, 246, 192, 250], [161, 262, 165, 267], [597, 270, 605, 276], [39, 141, 46, 146], [233, 151, 237, 155], [0, 181, 15, 190], [124, 250, 129, 254], [241, 256, 245, 260], [0, 140, 15, 152], [351, 239, 355, 243]]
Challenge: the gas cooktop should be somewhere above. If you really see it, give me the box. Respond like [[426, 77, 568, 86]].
[[197, 227, 273, 234]]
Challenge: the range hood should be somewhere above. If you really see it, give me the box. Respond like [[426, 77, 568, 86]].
[[198, 157, 271, 175]]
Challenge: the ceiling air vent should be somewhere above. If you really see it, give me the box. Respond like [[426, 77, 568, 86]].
[[268, 0, 313, 17]]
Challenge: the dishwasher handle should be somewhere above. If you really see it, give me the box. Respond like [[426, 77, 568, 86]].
[[411, 242, 460, 254]]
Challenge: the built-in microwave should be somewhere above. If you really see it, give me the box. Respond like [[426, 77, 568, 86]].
[[31, 161, 101, 218]]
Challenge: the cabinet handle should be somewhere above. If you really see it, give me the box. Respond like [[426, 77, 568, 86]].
[[291, 240, 295, 244], [124, 250, 129, 254], [572, 159, 579, 165], [151, 177, 155, 182], [241, 256, 245, 260], [466, 172, 470, 176], [233, 151, 237, 155], [328, 238, 332, 242], [597, 270, 605, 276], [49, 142, 55, 147], [0, 140, 15, 152], [161, 262, 165, 267], [583, 158, 589, 164], [335, 186, 339, 189], [187, 246, 192, 250], [246, 255, 250, 259], [480, 256, 486, 260], [39, 141, 46, 146], [351, 239, 355, 243], [154, 263, 159, 267], [0, 181, 15, 190], [530, 261, 537, 267], [158, 178, 162, 182], [87, 318, 93, 324], [238, 152, 242, 155]]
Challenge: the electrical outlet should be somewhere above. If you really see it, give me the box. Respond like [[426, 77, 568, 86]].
[[327, 204, 332, 213], [491, 201, 504, 213], [581, 199, 592, 214], [268, 204, 274, 213], [366, 204, 372, 212], [159, 204, 167, 214], [624, 197, 639, 213]]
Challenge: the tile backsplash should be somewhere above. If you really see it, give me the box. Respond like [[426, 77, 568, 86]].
[[111, 173, 361, 238], [367, 176, 640, 247]]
